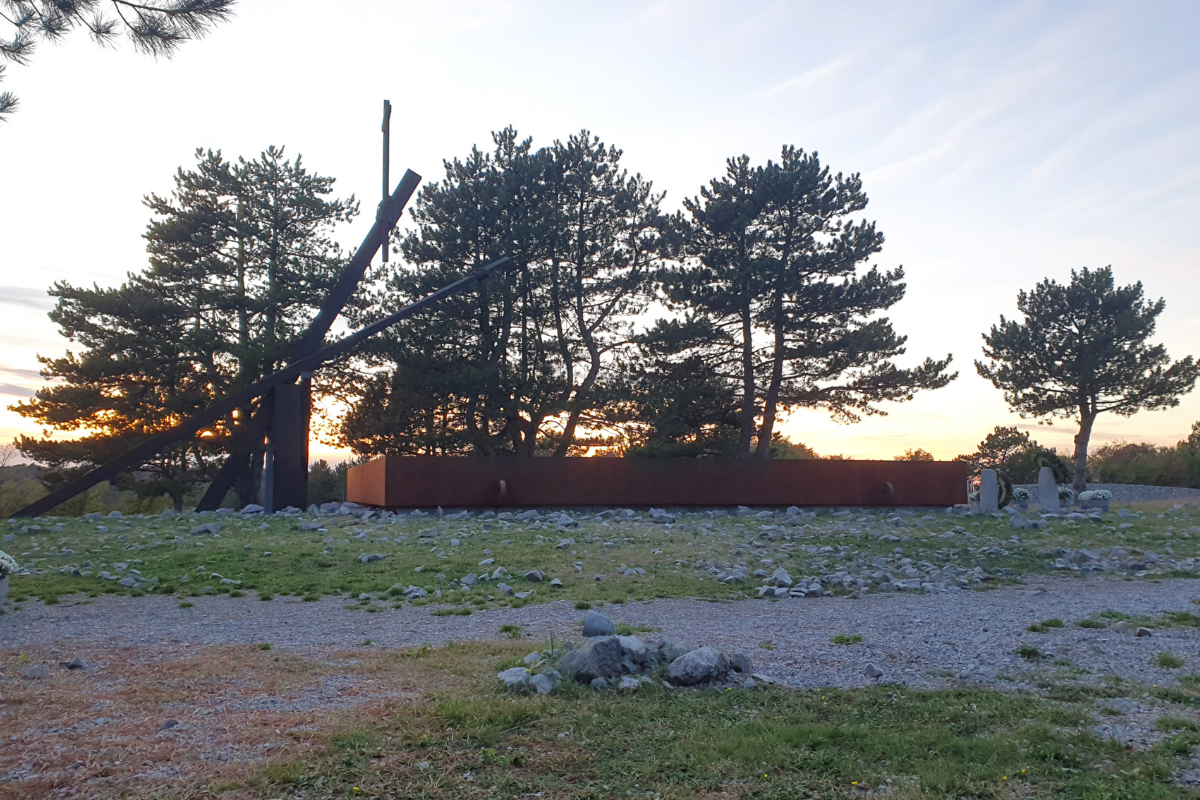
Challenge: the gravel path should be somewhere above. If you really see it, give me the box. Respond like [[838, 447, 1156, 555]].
[[5, 577, 1200, 693]]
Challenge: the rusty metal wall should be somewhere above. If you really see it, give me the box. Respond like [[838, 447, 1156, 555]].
[[345, 456, 969, 508]]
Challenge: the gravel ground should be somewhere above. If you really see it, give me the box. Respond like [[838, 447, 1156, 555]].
[[6, 576, 1200, 694]]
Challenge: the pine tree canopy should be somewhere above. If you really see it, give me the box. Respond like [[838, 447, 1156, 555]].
[[0, 0, 235, 120], [11, 146, 356, 508], [975, 266, 1198, 490]]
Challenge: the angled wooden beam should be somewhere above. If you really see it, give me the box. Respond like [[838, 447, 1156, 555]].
[[11, 257, 512, 518]]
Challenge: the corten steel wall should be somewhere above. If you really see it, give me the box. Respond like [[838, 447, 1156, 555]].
[[346, 457, 969, 508]]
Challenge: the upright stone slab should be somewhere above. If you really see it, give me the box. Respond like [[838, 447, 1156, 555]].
[[1038, 466, 1058, 511], [979, 469, 999, 512]]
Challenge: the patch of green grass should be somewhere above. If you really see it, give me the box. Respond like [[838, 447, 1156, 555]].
[[1028, 617, 1064, 633], [229, 589, 245, 597], [258, 591, 273, 601], [499, 624, 522, 639], [831, 634, 863, 645], [1159, 716, 1200, 732], [1015, 645, 1043, 661], [758, 640, 776, 650], [431, 607, 472, 617], [258, 643, 272, 651], [179, 601, 193, 609], [1156, 653, 1186, 669], [573, 601, 592, 610], [1076, 618, 1105, 629], [301, 593, 321, 602], [613, 623, 659, 636]]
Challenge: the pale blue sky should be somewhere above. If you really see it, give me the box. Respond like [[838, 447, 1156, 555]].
[[2, 0, 1198, 462]]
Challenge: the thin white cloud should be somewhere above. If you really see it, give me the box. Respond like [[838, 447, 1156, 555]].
[[755, 52, 859, 100], [0, 286, 53, 311], [0, 383, 35, 398]]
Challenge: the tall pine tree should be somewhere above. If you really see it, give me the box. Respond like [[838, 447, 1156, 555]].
[[13, 147, 356, 507]]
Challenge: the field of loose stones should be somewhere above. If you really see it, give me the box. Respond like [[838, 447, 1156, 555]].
[[5, 500, 1200, 608]]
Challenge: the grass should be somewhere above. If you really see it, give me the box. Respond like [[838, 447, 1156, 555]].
[[1027, 617, 1065, 633], [499, 624, 522, 639], [178, 601, 193, 609], [1156, 653, 1186, 669], [236, 639, 1196, 800], [831, 633, 863, 645], [1015, 645, 1043, 661]]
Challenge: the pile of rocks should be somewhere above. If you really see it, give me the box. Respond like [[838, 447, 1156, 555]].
[[497, 610, 764, 694]]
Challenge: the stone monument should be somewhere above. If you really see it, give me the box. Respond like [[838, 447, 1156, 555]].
[[1037, 466, 1058, 511], [980, 469, 999, 512]]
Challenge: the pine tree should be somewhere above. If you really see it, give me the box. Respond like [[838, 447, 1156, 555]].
[[665, 147, 955, 459], [12, 146, 356, 508], [976, 267, 1199, 492], [1, 0, 235, 121], [341, 129, 673, 458]]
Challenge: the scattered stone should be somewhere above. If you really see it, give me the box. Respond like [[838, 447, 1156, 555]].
[[530, 673, 556, 694], [359, 553, 384, 563], [560, 636, 626, 681], [658, 638, 699, 662], [619, 675, 640, 692], [770, 567, 793, 587], [241, 504, 265, 514], [22, 666, 49, 679], [729, 653, 752, 674], [460, 573, 478, 586], [66, 657, 86, 670], [524, 570, 545, 583], [497, 667, 531, 690], [189, 522, 222, 536], [583, 610, 616, 637], [863, 663, 883, 679], [158, 719, 179, 730], [667, 646, 730, 686], [591, 676, 609, 689], [1135, 627, 1153, 637], [549, 578, 563, 587]]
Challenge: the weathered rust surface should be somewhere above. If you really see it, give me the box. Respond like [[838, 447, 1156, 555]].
[[346, 456, 968, 508]]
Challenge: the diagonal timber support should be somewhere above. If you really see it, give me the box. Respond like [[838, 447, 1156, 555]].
[[11, 257, 513, 518]]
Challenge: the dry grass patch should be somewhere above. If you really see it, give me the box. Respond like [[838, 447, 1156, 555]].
[[0, 642, 432, 799]]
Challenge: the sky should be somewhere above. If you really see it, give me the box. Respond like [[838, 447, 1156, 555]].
[[1, 0, 1199, 464]]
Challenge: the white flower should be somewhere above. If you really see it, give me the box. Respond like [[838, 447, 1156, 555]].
[[0, 550, 18, 578], [1079, 489, 1112, 501], [1013, 488, 1031, 501]]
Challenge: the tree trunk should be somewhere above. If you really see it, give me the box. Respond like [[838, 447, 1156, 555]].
[[1072, 413, 1095, 495], [754, 290, 787, 459], [737, 291, 756, 459]]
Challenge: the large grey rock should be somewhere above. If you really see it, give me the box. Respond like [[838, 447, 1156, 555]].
[[189, 522, 222, 536], [497, 667, 531, 690], [241, 504, 265, 514], [558, 636, 626, 682], [666, 646, 730, 686], [530, 673, 556, 694], [524, 570, 546, 583], [582, 609, 616, 637], [729, 653, 753, 674], [460, 573, 478, 586]]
